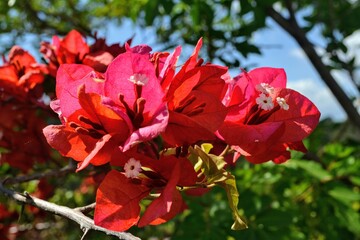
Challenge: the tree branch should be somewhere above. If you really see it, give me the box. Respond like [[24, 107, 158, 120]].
[[73, 202, 96, 214], [3, 161, 76, 185], [266, 6, 360, 129], [0, 182, 140, 240]]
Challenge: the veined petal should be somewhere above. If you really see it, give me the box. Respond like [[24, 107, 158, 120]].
[[94, 170, 150, 232], [77, 85, 129, 135], [104, 51, 164, 117], [56, 64, 104, 118], [267, 88, 321, 142], [76, 134, 114, 171], [42, 125, 97, 162], [246, 67, 287, 90], [61, 30, 89, 59]]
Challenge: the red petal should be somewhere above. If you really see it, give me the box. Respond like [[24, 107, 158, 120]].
[[77, 85, 129, 135], [56, 64, 104, 118], [269, 89, 321, 142], [42, 125, 97, 162], [162, 110, 216, 146], [158, 46, 182, 90], [246, 67, 287, 89], [219, 121, 284, 147], [150, 155, 198, 187], [83, 51, 114, 73], [138, 161, 185, 227], [8, 46, 37, 67], [76, 134, 113, 171], [104, 51, 164, 118], [163, 90, 227, 146], [182, 38, 203, 71], [94, 170, 150, 232], [61, 30, 89, 60]]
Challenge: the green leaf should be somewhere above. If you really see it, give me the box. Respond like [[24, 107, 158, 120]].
[[256, 209, 293, 228], [188, 145, 226, 181], [188, 145, 247, 230], [288, 159, 333, 181], [218, 172, 248, 230], [190, 0, 200, 26], [144, 0, 159, 25], [328, 185, 360, 204], [334, 203, 360, 235]]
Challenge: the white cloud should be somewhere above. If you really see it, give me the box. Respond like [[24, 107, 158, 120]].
[[331, 70, 359, 96], [289, 48, 306, 60], [288, 78, 346, 121]]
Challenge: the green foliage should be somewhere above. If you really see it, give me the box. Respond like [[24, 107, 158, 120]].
[[132, 119, 360, 239]]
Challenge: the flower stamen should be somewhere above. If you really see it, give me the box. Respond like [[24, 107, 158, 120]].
[[256, 83, 274, 95], [256, 93, 274, 110], [124, 158, 142, 178], [276, 97, 289, 110], [129, 73, 149, 86]]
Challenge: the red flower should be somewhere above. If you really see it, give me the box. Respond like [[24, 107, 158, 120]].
[[40, 30, 115, 76], [218, 67, 320, 164], [0, 46, 47, 102], [43, 48, 168, 171], [90, 32, 130, 58], [94, 152, 198, 231], [0, 104, 50, 172], [153, 39, 229, 146]]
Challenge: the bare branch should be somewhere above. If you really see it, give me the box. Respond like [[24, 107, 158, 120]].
[[284, 0, 296, 22], [74, 202, 96, 214], [3, 161, 77, 185], [0, 182, 140, 240]]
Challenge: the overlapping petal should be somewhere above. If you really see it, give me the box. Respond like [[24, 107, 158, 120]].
[[44, 48, 168, 171], [219, 67, 320, 164]]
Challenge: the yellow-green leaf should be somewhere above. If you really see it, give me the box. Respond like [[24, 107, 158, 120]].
[[218, 173, 248, 230]]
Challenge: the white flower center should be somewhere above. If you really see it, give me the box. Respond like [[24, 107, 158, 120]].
[[129, 73, 149, 86], [256, 83, 274, 95], [256, 93, 274, 110], [276, 97, 289, 110], [124, 158, 142, 178]]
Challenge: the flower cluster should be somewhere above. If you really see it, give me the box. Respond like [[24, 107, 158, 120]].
[[0, 30, 320, 233]]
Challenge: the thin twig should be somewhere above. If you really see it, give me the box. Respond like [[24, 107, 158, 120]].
[[74, 202, 96, 214], [0, 182, 140, 240], [3, 161, 77, 185]]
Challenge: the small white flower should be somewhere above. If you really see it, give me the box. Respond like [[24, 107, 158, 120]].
[[256, 93, 274, 110], [129, 73, 149, 86], [276, 97, 289, 110], [256, 83, 275, 94], [124, 158, 142, 178]]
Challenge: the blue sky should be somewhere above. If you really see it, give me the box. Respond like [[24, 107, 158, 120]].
[[2, 17, 359, 122]]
